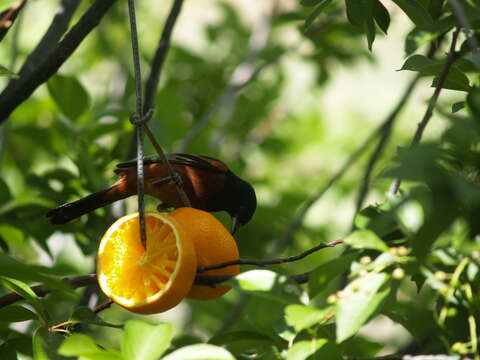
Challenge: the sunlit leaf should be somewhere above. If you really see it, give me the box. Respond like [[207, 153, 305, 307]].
[[286, 339, 342, 360], [0, 277, 48, 324], [336, 273, 392, 342], [344, 229, 389, 252], [405, 16, 455, 55], [0, 0, 20, 13], [308, 252, 357, 298], [59, 334, 121, 359], [121, 321, 172, 360], [227, 270, 300, 304], [285, 304, 333, 332], [161, 344, 235, 360]]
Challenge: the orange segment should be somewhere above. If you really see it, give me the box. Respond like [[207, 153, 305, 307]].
[[170, 208, 240, 300], [97, 212, 197, 314]]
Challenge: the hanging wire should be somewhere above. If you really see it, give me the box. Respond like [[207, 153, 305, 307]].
[[126, 0, 191, 247], [127, 0, 147, 247]]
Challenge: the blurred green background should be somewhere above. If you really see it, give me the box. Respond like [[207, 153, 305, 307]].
[[0, 0, 474, 358]]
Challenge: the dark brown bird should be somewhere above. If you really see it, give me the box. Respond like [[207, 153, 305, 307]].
[[46, 153, 257, 233]]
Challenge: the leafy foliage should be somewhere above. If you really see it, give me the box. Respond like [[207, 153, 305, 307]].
[[1, 0, 480, 359]]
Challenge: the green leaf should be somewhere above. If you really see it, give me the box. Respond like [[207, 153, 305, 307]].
[[301, 0, 324, 6], [467, 86, 480, 117], [308, 252, 357, 298], [346, 0, 366, 26], [0, 0, 20, 12], [32, 327, 64, 360], [286, 339, 342, 360], [0, 305, 38, 322], [399, 54, 434, 71], [0, 65, 18, 78], [303, 0, 333, 31], [227, 270, 300, 304], [0, 253, 65, 289], [391, 0, 432, 25], [0, 277, 48, 324], [344, 229, 389, 252], [399, 55, 470, 91], [452, 101, 465, 113], [47, 75, 90, 120], [0, 224, 24, 250], [355, 205, 399, 238], [405, 16, 456, 55], [209, 331, 273, 355], [372, 0, 390, 34], [161, 344, 235, 360], [285, 304, 333, 332], [363, 0, 376, 50], [59, 334, 121, 359], [0, 178, 12, 203], [121, 321, 172, 360], [0, 340, 18, 360], [68, 307, 122, 329], [431, 70, 470, 92], [345, 0, 377, 50], [336, 273, 392, 342]]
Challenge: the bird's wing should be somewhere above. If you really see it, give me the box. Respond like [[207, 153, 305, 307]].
[[115, 153, 229, 174]]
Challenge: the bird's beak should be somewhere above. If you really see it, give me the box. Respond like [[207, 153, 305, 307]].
[[230, 216, 240, 235]]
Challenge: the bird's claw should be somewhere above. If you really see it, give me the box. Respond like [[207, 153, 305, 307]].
[[150, 172, 182, 186]]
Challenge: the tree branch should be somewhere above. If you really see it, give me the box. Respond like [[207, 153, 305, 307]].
[[20, 0, 81, 77], [143, 0, 184, 113], [355, 39, 443, 213], [0, 0, 118, 123], [390, 27, 461, 194], [0, 239, 343, 308], [198, 239, 343, 272]]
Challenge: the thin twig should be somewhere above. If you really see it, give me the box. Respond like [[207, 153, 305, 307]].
[[198, 239, 343, 272], [390, 27, 461, 195], [354, 75, 421, 214], [94, 299, 113, 313], [176, 48, 287, 152], [270, 117, 391, 255], [143, 0, 184, 113], [0, 0, 118, 123], [0, 0, 26, 42], [355, 40, 442, 213], [447, 0, 480, 69], [195, 271, 312, 287]]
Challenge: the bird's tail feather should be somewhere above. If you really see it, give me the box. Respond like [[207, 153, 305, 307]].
[[46, 185, 127, 225]]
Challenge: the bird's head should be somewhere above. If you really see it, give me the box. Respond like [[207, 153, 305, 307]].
[[225, 174, 257, 235]]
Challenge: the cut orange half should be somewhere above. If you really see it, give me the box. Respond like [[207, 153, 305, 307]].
[[97, 212, 197, 314], [170, 208, 240, 300]]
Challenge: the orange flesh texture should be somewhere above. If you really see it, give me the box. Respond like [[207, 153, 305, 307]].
[[97, 212, 197, 314], [170, 208, 240, 300]]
